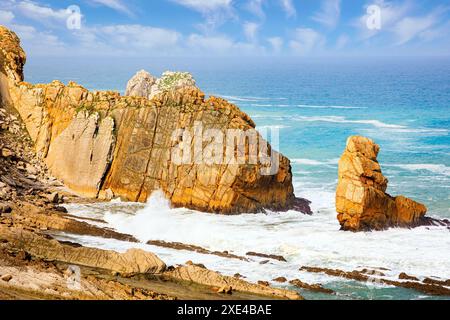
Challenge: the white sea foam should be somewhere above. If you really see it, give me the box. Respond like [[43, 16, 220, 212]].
[[297, 105, 367, 110], [293, 116, 406, 129], [256, 125, 290, 130], [214, 94, 287, 102], [385, 163, 450, 177], [291, 158, 339, 166], [62, 188, 450, 294]]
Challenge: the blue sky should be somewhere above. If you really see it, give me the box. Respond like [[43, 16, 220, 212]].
[[0, 0, 449, 57]]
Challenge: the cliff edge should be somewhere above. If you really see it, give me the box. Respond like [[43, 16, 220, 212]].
[[0, 25, 311, 215]]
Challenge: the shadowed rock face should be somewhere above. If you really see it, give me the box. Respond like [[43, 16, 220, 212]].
[[0, 26, 310, 215], [336, 136, 427, 231]]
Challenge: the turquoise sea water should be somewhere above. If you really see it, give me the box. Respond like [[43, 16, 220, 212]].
[[26, 57, 450, 300]]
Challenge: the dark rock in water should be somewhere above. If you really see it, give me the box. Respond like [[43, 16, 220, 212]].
[[246, 251, 287, 262], [273, 277, 287, 283], [300, 266, 450, 296], [399, 272, 419, 281], [147, 240, 248, 261], [257, 281, 270, 287], [289, 279, 335, 294]]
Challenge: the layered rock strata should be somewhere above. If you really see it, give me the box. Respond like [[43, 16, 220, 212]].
[[336, 136, 428, 231], [1, 25, 310, 214]]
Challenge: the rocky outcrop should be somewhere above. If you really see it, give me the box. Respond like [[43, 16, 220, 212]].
[[1, 25, 310, 214], [336, 136, 428, 231], [125, 70, 156, 98], [0, 225, 166, 276], [164, 264, 302, 300], [125, 70, 196, 100]]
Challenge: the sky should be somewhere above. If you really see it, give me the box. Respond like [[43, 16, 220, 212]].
[[0, 0, 449, 58]]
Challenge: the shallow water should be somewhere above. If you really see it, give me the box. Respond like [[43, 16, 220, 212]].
[[26, 56, 450, 299]]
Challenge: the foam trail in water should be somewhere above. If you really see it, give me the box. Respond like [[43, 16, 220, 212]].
[[385, 164, 450, 177], [293, 116, 406, 129], [297, 105, 367, 109]]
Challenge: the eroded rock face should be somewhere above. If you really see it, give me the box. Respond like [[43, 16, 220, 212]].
[[0, 225, 166, 276], [125, 70, 156, 98], [1, 25, 310, 214], [336, 136, 427, 231], [125, 70, 197, 100]]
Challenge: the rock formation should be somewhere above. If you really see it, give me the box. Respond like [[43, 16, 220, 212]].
[[125, 70, 197, 100], [0, 225, 166, 276], [163, 264, 302, 300], [0, 25, 310, 215], [336, 136, 428, 231], [125, 70, 156, 98]]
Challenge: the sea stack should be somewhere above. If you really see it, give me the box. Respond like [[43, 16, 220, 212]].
[[336, 136, 428, 231], [0, 25, 310, 215]]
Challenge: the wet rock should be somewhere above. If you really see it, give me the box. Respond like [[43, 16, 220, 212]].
[[257, 281, 270, 287], [289, 279, 334, 294], [246, 251, 287, 262], [336, 136, 428, 231], [399, 272, 419, 281], [300, 266, 450, 296], [273, 277, 287, 283], [147, 240, 248, 261], [164, 264, 302, 300]]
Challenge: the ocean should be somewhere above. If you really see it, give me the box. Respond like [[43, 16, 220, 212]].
[[25, 56, 450, 300]]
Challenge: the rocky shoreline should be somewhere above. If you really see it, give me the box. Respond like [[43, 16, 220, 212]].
[[1, 24, 449, 300]]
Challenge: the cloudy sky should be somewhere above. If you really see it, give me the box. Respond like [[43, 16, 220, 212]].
[[0, 0, 449, 57]]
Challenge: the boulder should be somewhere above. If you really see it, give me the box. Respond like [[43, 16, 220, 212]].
[[125, 70, 156, 98], [336, 136, 427, 231]]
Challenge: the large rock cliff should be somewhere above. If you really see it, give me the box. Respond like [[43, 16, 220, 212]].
[[336, 136, 428, 231], [1, 25, 310, 215]]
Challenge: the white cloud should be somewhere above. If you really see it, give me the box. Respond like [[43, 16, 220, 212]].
[[243, 22, 259, 42], [355, 0, 412, 39], [0, 10, 14, 24], [312, 0, 341, 28], [279, 0, 296, 18], [16, 1, 70, 23], [10, 23, 66, 56], [96, 25, 180, 50], [171, 0, 232, 13], [187, 33, 265, 56], [267, 37, 283, 53], [289, 28, 325, 55], [89, 0, 132, 16], [355, 1, 449, 46], [394, 11, 442, 45], [171, 0, 235, 30], [246, 0, 265, 19]]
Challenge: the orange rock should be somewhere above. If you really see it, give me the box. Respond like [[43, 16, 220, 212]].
[[336, 136, 427, 231], [0, 25, 311, 215]]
